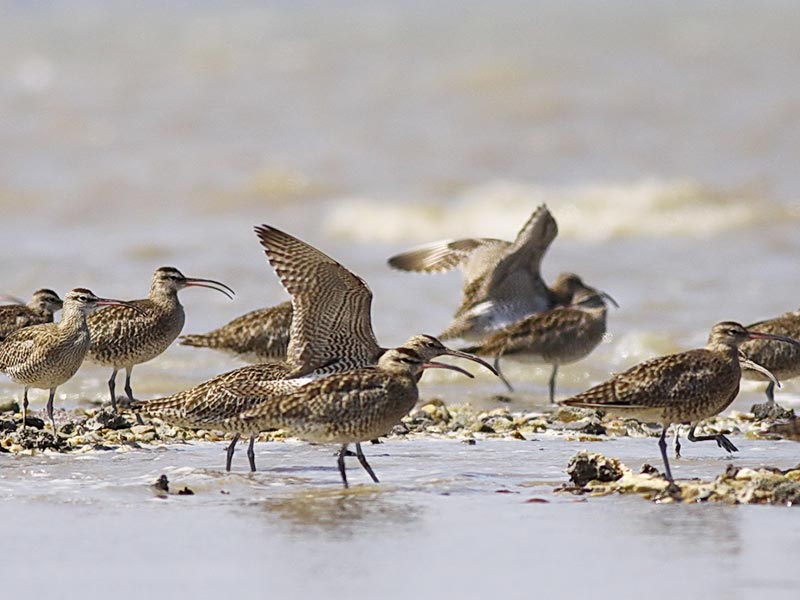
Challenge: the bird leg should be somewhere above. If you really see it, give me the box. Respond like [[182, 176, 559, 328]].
[[548, 364, 559, 404], [673, 425, 682, 458], [21, 387, 29, 431], [247, 435, 257, 472], [125, 367, 144, 425], [494, 355, 514, 393], [107, 368, 119, 412], [687, 423, 738, 453], [355, 442, 379, 483], [337, 444, 349, 489], [225, 432, 240, 472], [658, 426, 673, 482], [765, 381, 776, 407], [46, 388, 56, 432]]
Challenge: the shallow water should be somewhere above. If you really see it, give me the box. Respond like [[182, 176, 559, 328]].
[[2, 1, 800, 597]]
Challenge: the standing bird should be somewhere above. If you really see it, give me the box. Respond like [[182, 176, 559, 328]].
[[0, 289, 63, 341], [135, 224, 497, 472], [738, 309, 800, 417], [229, 347, 474, 488], [387, 205, 578, 341], [86, 266, 234, 413], [0, 289, 140, 431], [462, 277, 617, 401], [136, 333, 494, 471], [179, 301, 293, 363], [560, 322, 800, 481]]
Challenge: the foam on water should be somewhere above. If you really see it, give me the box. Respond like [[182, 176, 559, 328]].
[[324, 179, 793, 243]]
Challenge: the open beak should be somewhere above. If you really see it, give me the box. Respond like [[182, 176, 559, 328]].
[[421, 360, 474, 379], [746, 331, 800, 349], [183, 277, 235, 300], [441, 347, 500, 377], [97, 298, 147, 315]]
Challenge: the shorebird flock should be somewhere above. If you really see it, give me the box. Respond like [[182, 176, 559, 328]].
[[2, 205, 799, 486]]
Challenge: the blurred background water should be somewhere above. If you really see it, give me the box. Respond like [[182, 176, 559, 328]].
[[1, 2, 800, 597]]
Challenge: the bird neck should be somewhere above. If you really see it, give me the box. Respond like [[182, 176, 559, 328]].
[[149, 285, 181, 308], [58, 304, 89, 333]]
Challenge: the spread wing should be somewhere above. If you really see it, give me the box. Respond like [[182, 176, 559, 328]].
[[255, 225, 381, 375]]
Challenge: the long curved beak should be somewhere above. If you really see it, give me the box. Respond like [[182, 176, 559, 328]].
[[421, 361, 474, 379], [440, 347, 500, 377], [739, 354, 781, 388], [599, 291, 619, 308], [97, 298, 147, 315], [746, 331, 800, 349], [183, 277, 235, 300]]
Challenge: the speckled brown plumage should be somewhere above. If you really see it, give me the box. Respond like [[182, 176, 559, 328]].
[[0, 289, 136, 430], [135, 333, 494, 472], [462, 277, 613, 400], [561, 322, 800, 480], [180, 301, 292, 363], [388, 205, 570, 341], [0, 289, 62, 340], [739, 309, 800, 411], [227, 346, 471, 487], [255, 225, 383, 375], [86, 266, 233, 412]]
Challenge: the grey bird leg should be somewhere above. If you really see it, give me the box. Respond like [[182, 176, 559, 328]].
[[125, 367, 144, 425], [687, 423, 738, 453], [21, 387, 29, 431], [548, 364, 559, 404], [355, 442, 380, 483], [225, 432, 240, 472], [46, 388, 56, 432], [658, 426, 673, 482], [337, 444, 349, 489], [247, 435, 256, 472], [494, 355, 514, 393], [108, 368, 119, 412], [765, 381, 776, 406], [673, 426, 682, 458]]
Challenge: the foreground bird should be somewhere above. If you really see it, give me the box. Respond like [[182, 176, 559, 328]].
[[137, 225, 497, 471], [462, 275, 616, 400], [179, 301, 293, 363], [0, 289, 139, 430], [560, 322, 800, 481], [739, 309, 800, 417], [0, 289, 63, 341], [87, 266, 234, 413], [228, 346, 473, 487], [388, 205, 579, 341]]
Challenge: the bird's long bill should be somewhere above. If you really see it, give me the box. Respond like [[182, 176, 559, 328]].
[[97, 298, 147, 315], [746, 331, 800, 350], [184, 277, 235, 300], [739, 357, 781, 388], [422, 360, 474, 379], [442, 348, 500, 377], [599, 291, 620, 308]]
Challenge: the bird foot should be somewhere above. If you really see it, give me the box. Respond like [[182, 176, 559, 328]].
[[715, 434, 738, 453]]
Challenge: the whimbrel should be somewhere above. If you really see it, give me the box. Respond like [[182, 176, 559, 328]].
[[739, 309, 800, 417], [0, 289, 140, 431], [87, 266, 234, 413], [0, 289, 63, 341], [461, 275, 616, 401], [137, 333, 495, 471], [229, 346, 473, 487], [560, 322, 800, 481], [180, 301, 292, 363], [388, 205, 578, 341]]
